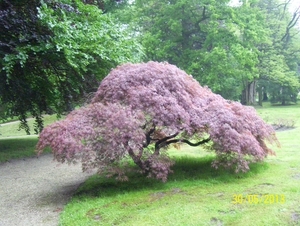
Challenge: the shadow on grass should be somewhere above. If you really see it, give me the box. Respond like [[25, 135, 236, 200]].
[[270, 103, 298, 107], [75, 155, 270, 198]]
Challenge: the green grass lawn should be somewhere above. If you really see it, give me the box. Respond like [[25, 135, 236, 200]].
[[0, 137, 40, 162], [0, 114, 59, 138], [0, 114, 58, 162], [58, 103, 300, 226], [1, 104, 299, 225]]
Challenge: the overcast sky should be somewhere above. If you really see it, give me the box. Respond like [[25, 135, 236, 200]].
[[289, 0, 300, 12]]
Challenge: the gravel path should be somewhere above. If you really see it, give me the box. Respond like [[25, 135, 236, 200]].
[[0, 154, 93, 226]]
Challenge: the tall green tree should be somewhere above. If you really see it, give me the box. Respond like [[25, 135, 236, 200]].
[[255, 0, 300, 105], [131, 0, 300, 104], [133, 0, 266, 101], [0, 0, 141, 133]]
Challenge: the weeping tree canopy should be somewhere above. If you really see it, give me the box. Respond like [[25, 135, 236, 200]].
[[37, 61, 279, 182]]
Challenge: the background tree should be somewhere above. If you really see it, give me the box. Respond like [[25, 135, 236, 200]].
[[37, 62, 279, 182], [130, 0, 300, 104], [132, 0, 266, 101], [255, 0, 300, 105], [0, 0, 141, 133]]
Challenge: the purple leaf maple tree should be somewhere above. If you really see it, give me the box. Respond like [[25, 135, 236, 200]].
[[36, 61, 279, 182]]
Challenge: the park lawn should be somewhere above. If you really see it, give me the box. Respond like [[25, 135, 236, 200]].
[[59, 104, 300, 226], [0, 137, 40, 162], [0, 114, 58, 162], [0, 114, 59, 138]]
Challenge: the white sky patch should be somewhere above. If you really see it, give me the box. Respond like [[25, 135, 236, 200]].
[[289, 0, 300, 12], [228, 0, 242, 7]]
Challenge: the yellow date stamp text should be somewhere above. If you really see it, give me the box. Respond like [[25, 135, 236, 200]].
[[232, 194, 285, 204]]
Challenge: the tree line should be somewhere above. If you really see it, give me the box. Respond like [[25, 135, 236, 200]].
[[1, 0, 300, 133], [130, 0, 300, 105]]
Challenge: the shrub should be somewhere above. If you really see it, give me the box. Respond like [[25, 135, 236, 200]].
[[37, 62, 279, 181]]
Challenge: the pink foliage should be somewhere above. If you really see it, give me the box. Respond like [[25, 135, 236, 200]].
[[37, 61, 279, 181]]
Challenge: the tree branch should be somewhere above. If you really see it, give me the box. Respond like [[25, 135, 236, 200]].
[[154, 132, 179, 155], [280, 0, 291, 20], [154, 132, 211, 156], [166, 137, 211, 146], [127, 147, 144, 169], [281, 11, 300, 43], [143, 126, 156, 148]]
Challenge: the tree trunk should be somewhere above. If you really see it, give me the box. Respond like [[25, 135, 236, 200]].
[[257, 85, 263, 106], [263, 92, 268, 101], [241, 81, 257, 105]]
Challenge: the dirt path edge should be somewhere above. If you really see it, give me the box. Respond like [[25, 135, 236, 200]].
[[0, 154, 93, 226]]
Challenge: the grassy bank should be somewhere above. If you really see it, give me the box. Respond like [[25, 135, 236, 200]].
[[58, 104, 300, 226], [0, 114, 58, 138], [0, 137, 40, 162], [0, 114, 58, 162]]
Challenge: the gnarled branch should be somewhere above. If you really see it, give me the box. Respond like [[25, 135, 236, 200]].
[[143, 126, 156, 148], [154, 132, 179, 155], [166, 137, 211, 147]]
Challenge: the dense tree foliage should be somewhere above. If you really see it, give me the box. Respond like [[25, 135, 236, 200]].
[[131, 0, 300, 104], [255, 0, 300, 105], [37, 62, 279, 182], [132, 0, 264, 101], [0, 0, 141, 133]]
